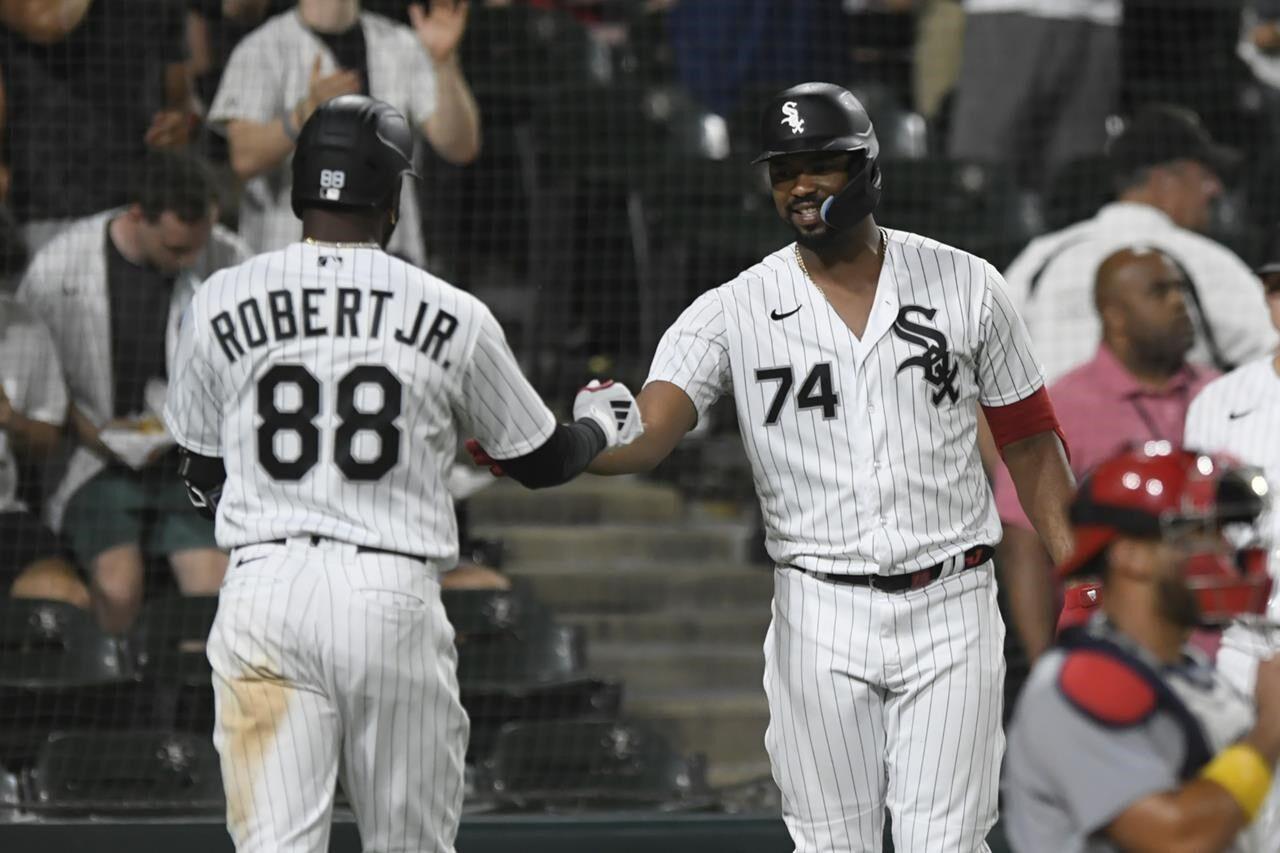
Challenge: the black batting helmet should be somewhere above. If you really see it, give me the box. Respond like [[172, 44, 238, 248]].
[[291, 95, 418, 219], [754, 82, 882, 230]]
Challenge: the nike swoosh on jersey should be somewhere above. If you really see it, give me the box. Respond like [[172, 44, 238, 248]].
[[1228, 410, 1253, 420], [770, 306, 802, 321]]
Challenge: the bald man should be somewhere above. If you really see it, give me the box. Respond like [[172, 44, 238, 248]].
[[992, 246, 1218, 668]]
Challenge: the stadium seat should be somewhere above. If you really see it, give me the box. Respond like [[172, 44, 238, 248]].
[[26, 731, 223, 815], [133, 595, 218, 653], [480, 718, 714, 812], [0, 765, 17, 809], [442, 588, 532, 641], [458, 621, 623, 764], [877, 158, 1036, 270], [457, 623, 588, 688], [0, 600, 142, 770], [0, 598, 132, 688], [1043, 155, 1114, 232], [459, 4, 607, 106], [132, 596, 220, 734]]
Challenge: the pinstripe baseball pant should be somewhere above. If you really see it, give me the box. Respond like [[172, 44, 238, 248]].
[[206, 538, 468, 853], [764, 563, 1005, 852]]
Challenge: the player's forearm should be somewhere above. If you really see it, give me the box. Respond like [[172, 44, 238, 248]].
[[499, 419, 606, 489], [588, 435, 666, 475], [1, 412, 61, 459], [422, 56, 481, 166], [589, 380, 694, 475], [1002, 430, 1075, 565], [227, 118, 296, 181], [68, 403, 121, 466], [1108, 782, 1250, 853], [996, 524, 1056, 661]]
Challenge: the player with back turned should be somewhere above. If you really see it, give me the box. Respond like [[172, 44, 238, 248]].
[[162, 94, 642, 853], [470, 82, 1076, 852]]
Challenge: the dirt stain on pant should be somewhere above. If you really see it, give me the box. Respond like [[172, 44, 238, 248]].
[[216, 669, 291, 841]]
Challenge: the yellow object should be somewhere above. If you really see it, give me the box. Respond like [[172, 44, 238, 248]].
[[1200, 744, 1274, 822]]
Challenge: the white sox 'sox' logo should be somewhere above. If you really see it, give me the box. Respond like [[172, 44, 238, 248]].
[[780, 101, 805, 135], [892, 305, 959, 406]]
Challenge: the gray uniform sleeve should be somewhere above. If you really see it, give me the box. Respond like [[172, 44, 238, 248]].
[[1005, 667, 1186, 841], [455, 306, 556, 460]]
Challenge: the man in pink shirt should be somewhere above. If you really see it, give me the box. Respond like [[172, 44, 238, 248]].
[[994, 245, 1217, 664]]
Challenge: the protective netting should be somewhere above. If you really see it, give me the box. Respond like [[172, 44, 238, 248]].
[[0, 0, 1275, 836]]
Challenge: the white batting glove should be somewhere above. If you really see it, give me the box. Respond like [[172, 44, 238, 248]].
[[573, 379, 644, 449]]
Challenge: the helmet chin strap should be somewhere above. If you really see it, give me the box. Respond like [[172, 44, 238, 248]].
[[819, 160, 883, 230]]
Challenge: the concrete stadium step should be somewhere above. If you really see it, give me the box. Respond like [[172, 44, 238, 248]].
[[510, 566, 774, 614], [467, 475, 684, 526], [563, 607, 772, 645], [588, 642, 765, 694], [472, 524, 749, 568], [626, 689, 771, 784]]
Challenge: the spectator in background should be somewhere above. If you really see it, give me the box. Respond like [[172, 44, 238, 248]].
[[186, 0, 279, 113], [948, 0, 1120, 186], [17, 152, 249, 634], [1240, 1, 1280, 146], [1003, 104, 1278, 383], [912, 0, 964, 124], [0, 209, 89, 607], [209, 0, 481, 267], [666, 0, 842, 117], [0, 0, 197, 253], [994, 246, 1216, 666]]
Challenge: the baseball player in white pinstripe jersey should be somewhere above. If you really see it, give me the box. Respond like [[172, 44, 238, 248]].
[[481, 84, 1077, 851], [1184, 256, 1280, 842], [163, 95, 642, 853]]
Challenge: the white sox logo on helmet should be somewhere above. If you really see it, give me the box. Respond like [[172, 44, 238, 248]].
[[780, 101, 805, 135]]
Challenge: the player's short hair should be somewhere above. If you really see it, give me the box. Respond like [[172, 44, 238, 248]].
[[131, 151, 217, 224]]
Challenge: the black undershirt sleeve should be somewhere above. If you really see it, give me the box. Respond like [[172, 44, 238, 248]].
[[496, 418, 607, 490]]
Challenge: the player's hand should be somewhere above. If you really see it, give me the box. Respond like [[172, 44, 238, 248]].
[[144, 110, 195, 148], [1247, 655, 1280, 760], [465, 439, 505, 478], [573, 379, 644, 450], [298, 55, 363, 127], [1252, 21, 1280, 53], [409, 1, 469, 64]]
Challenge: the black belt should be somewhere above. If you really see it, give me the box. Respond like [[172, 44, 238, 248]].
[[801, 545, 995, 593], [263, 536, 425, 563]]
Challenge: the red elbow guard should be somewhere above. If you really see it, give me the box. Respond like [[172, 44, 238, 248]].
[[983, 387, 1069, 459]]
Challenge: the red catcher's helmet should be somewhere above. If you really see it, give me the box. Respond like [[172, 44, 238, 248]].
[[1058, 443, 1273, 625]]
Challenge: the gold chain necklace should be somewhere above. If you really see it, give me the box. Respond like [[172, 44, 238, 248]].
[[793, 230, 887, 301], [304, 237, 380, 249], [793, 242, 836, 310]]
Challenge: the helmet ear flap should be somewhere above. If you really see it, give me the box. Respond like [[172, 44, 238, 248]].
[[819, 155, 882, 230]]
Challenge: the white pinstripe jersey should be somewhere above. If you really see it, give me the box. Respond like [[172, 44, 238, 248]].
[[163, 242, 555, 562], [1184, 356, 1280, 617], [648, 230, 1046, 575]]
